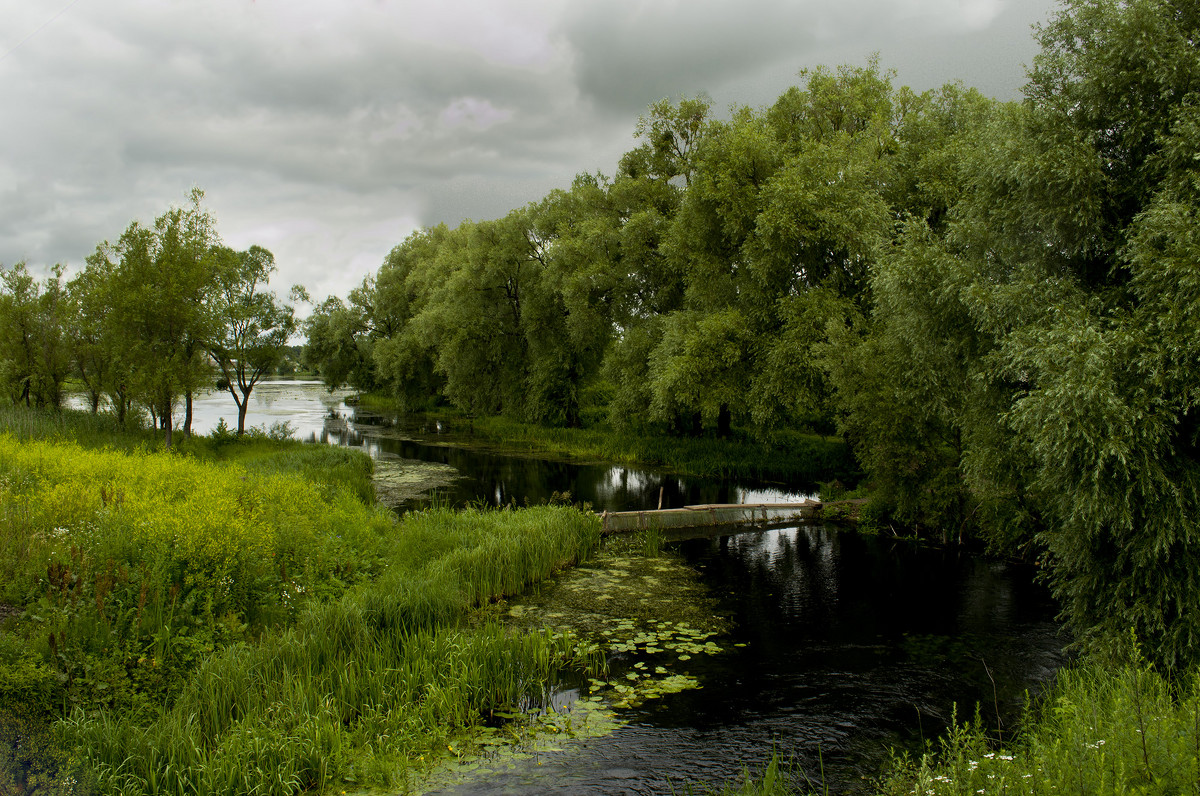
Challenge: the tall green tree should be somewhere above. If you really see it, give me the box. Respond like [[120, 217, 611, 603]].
[[818, 84, 1008, 535], [642, 63, 896, 437], [988, 0, 1200, 666], [836, 0, 1200, 665], [302, 293, 376, 393], [0, 262, 71, 409], [208, 245, 297, 436], [97, 189, 219, 448]]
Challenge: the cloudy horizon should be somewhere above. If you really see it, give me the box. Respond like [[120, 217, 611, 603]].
[[2, 0, 1058, 304]]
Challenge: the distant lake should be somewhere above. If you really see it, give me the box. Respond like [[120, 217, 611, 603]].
[[69, 379, 357, 441]]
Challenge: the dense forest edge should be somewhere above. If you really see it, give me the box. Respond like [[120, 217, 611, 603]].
[[3, 0, 1200, 792], [302, 0, 1200, 671]]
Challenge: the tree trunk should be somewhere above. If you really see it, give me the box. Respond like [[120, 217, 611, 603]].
[[183, 391, 193, 438], [163, 406, 173, 450], [717, 403, 732, 439], [237, 398, 249, 437]]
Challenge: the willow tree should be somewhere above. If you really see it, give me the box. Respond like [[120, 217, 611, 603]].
[[0, 262, 72, 409], [990, 0, 1200, 667], [834, 0, 1200, 665], [97, 189, 219, 448], [639, 63, 897, 438]]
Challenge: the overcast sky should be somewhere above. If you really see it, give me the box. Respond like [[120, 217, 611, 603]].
[[1, 0, 1058, 304]]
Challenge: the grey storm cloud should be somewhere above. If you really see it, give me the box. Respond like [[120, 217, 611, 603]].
[[0, 0, 1058, 302]]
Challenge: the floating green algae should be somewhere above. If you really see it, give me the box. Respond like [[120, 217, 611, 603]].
[[391, 538, 734, 793], [371, 457, 461, 507], [505, 535, 732, 709]]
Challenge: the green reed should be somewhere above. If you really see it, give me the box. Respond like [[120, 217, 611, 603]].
[[52, 503, 603, 794]]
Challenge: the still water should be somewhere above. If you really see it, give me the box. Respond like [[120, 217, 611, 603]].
[[432, 528, 1062, 795], [150, 381, 814, 510], [106, 382, 1066, 792]]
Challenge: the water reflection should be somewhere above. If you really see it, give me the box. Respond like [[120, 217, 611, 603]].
[[433, 525, 1063, 796], [69, 382, 815, 512]]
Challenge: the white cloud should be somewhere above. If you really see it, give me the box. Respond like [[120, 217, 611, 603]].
[[0, 0, 1056, 294]]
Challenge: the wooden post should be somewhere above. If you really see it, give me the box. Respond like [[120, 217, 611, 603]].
[[657, 486, 664, 511]]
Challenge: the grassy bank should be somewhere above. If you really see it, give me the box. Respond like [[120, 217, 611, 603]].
[[0, 408, 604, 794], [876, 659, 1200, 796], [355, 395, 856, 485]]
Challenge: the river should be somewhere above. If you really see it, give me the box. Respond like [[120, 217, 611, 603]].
[[91, 381, 1067, 793]]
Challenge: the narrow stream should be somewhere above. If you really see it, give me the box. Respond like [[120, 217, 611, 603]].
[[84, 382, 1066, 793]]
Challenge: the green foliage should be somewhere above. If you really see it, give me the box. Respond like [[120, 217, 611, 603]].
[[207, 244, 297, 435], [0, 262, 72, 410], [463, 413, 855, 483], [0, 419, 604, 794], [959, 0, 1200, 666], [51, 505, 600, 795], [877, 659, 1200, 796], [307, 65, 909, 441], [0, 431, 393, 714], [805, 0, 1200, 667], [91, 188, 221, 447]]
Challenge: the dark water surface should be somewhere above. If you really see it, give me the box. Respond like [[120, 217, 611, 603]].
[[82, 382, 1065, 792], [429, 526, 1063, 795]]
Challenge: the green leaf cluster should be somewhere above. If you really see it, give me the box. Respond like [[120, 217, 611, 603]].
[[303, 0, 1200, 666], [824, 0, 1200, 666], [2, 188, 297, 448]]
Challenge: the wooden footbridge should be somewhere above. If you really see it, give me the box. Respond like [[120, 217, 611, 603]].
[[599, 499, 852, 536]]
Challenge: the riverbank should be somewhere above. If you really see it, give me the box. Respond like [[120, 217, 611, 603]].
[[0, 408, 604, 794], [875, 657, 1200, 796], [354, 394, 858, 485]]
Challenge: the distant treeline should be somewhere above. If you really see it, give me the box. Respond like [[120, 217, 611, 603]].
[[304, 0, 1200, 668], [0, 189, 296, 445]]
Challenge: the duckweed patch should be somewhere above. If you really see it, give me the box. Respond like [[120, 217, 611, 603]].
[[506, 539, 732, 712], [371, 457, 461, 507], [410, 695, 624, 794], [509, 534, 731, 635], [404, 544, 730, 791], [397, 540, 734, 791]]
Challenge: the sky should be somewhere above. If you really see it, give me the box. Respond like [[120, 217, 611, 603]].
[[1, 0, 1060, 304]]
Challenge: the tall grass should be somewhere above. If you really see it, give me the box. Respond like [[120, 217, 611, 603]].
[[0, 433, 396, 719], [0, 404, 378, 503], [0, 412, 604, 792], [0, 404, 159, 450], [54, 505, 603, 794], [876, 659, 1200, 795]]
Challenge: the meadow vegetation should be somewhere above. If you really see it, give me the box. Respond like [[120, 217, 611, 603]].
[[0, 409, 603, 795], [877, 659, 1200, 796]]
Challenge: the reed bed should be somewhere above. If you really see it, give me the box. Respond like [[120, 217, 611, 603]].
[[55, 506, 602, 794]]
